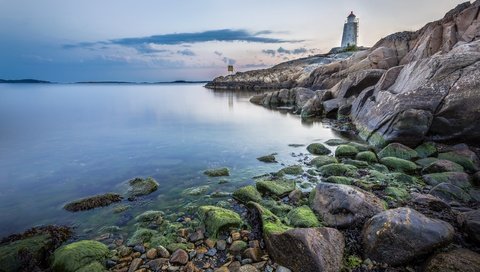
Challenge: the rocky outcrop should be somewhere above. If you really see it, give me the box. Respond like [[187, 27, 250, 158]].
[[362, 207, 454, 266]]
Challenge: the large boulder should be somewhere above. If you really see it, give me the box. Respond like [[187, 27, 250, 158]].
[[256, 178, 296, 198], [422, 172, 471, 189], [425, 249, 480, 272], [198, 206, 242, 237], [429, 182, 472, 203], [301, 90, 333, 118], [362, 207, 454, 266], [457, 209, 480, 244], [438, 145, 480, 173], [52, 240, 109, 272], [310, 183, 386, 228], [421, 160, 464, 174], [306, 143, 331, 155]]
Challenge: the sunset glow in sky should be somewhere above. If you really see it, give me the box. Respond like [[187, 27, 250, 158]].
[[0, 0, 468, 82]]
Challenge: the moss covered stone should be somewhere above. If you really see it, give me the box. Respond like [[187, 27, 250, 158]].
[[422, 172, 471, 189], [370, 163, 390, 173], [421, 160, 464, 174], [232, 185, 262, 203], [64, 193, 122, 212], [261, 199, 293, 218], [415, 157, 440, 167], [166, 243, 189, 253], [257, 154, 277, 163], [52, 240, 109, 272], [76, 261, 105, 272], [385, 186, 410, 201], [182, 185, 209, 196], [256, 178, 296, 197], [325, 139, 350, 146], [198, 206, 242, 237], [378, 143, 418, 160], [229, 240, 248, 253], [344, 255, 363, 269], [380, 157, 418, 173], [279, 165, 304, 175], [348, 142, 374, 152], [127, 228, 158, 245], [438, 151, 479, 173], [356, 151, 378, 163], [343, 159, 370, 169], [247, 202, 291, 235], [310, 156, 338, 168], [127, 177, 159, 199], [286, 206, 321, 228], [318, 163, 358, 178], [324, 176, 355, 185], [135, 210, 163, 225], [335, 145, 359, 158], [204, 167, 230, 177], [415, 142, 437, 158], [306, 143, 331, 155]]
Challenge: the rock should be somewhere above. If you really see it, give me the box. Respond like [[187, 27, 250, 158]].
[[362, 207, 454, 266], [306, 143, 331, 155], [135, 210, 163, 225], [377, 143, 418, 160], [385, 186, 410, 201], [288, 189, 303, 204], [286, 206, 321, 228], [204, 168, 230, 177], [425, 249, 480, 272], [355, 151, 378, 163], [216, 240, 227, 251], [279, 165, 303, 175], [64, 193, 122, 212], [309, 155, 338, 168], [415, 157, 439, 167], [457, 209, 480, 244], [146, 248, 157, 259], [324, 139, 349, 146], [379, 157, 418, 173], [301, 90, 334, 118], [415, 142, 437, 158], [421, 160, 464, 174], [310, 183, 385, 228], [157, 245, 170, 258], [343, 159, 369, 169], [188, 229, 204, 242], [243, 248, 264, 262], [229, 241, 247, 253], [127, 177, 159, 200], [52, 240, 109, 272], [430, 182, 472, 203], [183, 185, 209, 196], [257, 154, 277, 163], [0, 226, 72, 272], [411, 193, 450, 212], [247, 202, 291, 236], [422, 172, 471, 189], [276, 266, 292, 272], [318, 163, 358, 178], [128, 258, 143, 272], [127, 228, 158, 245], [198, 206, 242, 237], [335, 145, 359, 158], [438, 147, 480, 173], [238, 264, 259, 272], [473, 171, 480, 186], [324, 176, 354, 185], [264, 228, 344, 272], [256, 178, 295, 197], [169, 249, 188, 265], [133, 244, 145, 254]]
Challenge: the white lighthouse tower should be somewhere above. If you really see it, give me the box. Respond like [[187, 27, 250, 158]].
[[341, 11, 359, 48]]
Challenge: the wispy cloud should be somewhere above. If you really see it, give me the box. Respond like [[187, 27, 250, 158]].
[[222, 57, 236, 65], [262, 47, 310, 56], [262, 49, 276, 56], [177, 49, 196, 56], [214, 51, 223, 56]]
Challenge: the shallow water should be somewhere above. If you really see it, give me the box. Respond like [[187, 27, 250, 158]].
[[0, 83, 345, 237]]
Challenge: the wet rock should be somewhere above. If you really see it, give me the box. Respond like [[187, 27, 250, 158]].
[[198, 206, 242, 238], [425, 248, 480, 272], [379, 157, 418, 173], [324, 176, 354, 185], [146, 248, 157, 259], [204, 168, 230, 177], [157, 245, 170, 258], [385, 186, 410, 201], [458, 209, 480, 244], [135, 210, 163, 225], [183, 185, 209, 196], [133, 245, 145, 254], [422, 172, 471, 189], [421, 160, 464, 174], [239, 264, 259, 272], [415, 142, 437, 158], [355, 151, 378, 163], [128, 258, 142, 272], [52, 240, 109, 272], [410, 193, 450, 212], [415, 157, 440, 167], [169, 249, 188, 265], [310, 183, 385, 228], [343, 159, 370, 169], [438, 145, 480, 173], [247, 202, 291, 236], [318, 163, 358, 178], [309, 155, 338, 168], [216, 240, 227, 251], [127, 177, 159, 200], [64, 193, 122, 212], [127, 228, 158, 245], [243, 247, 264, 262], [229, 241, 248, 253], [324, 139, 349, 146], [306, 143, 331, 155], [146, 258, 169, 271], [378, 143, 418, 160], [278, 165, 303, 175], [430, 182, 472, 203], [288, 189, 303, 204], [256, 178, 295, 198], [188, 229, 204, 242], [335, 144, 359, 158], [265, 227, 344, 272], [286, 206, 321, 228], [362, 207, 454, 266], [256, 154, 277, 163]]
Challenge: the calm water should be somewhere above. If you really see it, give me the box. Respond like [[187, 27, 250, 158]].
[[0, 83, 344, 237]]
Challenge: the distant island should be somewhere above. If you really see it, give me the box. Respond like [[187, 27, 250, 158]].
[[0, 79, 52, 84], [0, 79, 208, 84]]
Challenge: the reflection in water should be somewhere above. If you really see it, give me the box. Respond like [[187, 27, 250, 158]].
[[0, 83, 346, 237]]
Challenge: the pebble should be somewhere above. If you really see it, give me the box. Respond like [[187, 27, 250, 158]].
[[106, 259, 117, 268], [146, 248, 157, 259], [206, 248, 217, 257], [216, 240, 227, 251], [189, 250, 197, 259], [205, 238, 216, 248], [189, 229, 205, 242], [276, 265, 292, 272], [157, 245, 170, 258], [170, 249, 189, 265], [127, 258, 142, 272], [241, 258, 253, 265], [231, 232, 241, 241], [133, 245, 145, 254]]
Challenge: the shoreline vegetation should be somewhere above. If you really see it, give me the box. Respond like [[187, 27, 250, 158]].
[[1, 1, 480, 272]]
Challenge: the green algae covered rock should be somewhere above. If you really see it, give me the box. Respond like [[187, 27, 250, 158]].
[[52, 240, 109, 272], [204, 167, 230, 177], [415, 157, 440, 167], [257, 154, 277, 163], [310, 155, 338, 168], [64, 193, 122, 212], [415, 142, 437, 158], [233, 185, 262, 203], [182, 185, 209, 196], [135, 210, 163, 225], [385, 186, 410, 201], [380, 157, 418, 173], [279, 165, 304, 175], [198, 206, 242, 237], [256, 178, 296, 197], [343, 159, 370, 169], [422, 172, 471, 189], [378, 143, 418, 160], [261, 199, 293, 218], [325, 139, 350, 146], [438, 149, 480, 173], [335, 145, 359, 158], [247, 202, 291, 235], [306, 143, 331, 155], [421, 160, 464, 174], [356, 151, 378, 163], [287, 206, 321, 228], [324, 176, 355, 185], [318, 163, 358, 178], [127, 177, 159, 199], [127, 228, 158, 245]]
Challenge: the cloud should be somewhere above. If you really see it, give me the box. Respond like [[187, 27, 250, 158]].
[[262, 49, 276, 56], [222, 57, 236, 65], [214, 51, 223, 56], [263, 47, 309, 56], [177, 49, 196, 56]]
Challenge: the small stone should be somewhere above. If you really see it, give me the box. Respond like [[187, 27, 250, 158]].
[[196, 247, 208, 254], [238, 264, 259, 272], [214, 267, 229, 272], [132, 252, 141, 258], [229, 240, 248, 253], [231, 232, 241, 241], [178, 228, 189, 238], [128, 258, 143, 272], [189, 250, 197, 259], [170, 249, 189, 265], [106, 259, 117, 268], [205, 238, 216, 248], [276, 266, 292, 272], [146, 248, 157, 259], [157, 245, 170, 258], [241, 258, 253, 265], [189, 229, 205, 242], [216, 240, 227, 251], [243, 247, 263, 262], [206, 248, 217, 257], [248, 240, 260, 248], [145, 258, 169, 271], [133, 245, 145, 254]]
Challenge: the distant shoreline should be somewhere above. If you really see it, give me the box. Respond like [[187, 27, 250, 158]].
[[0, 79, 209, 84]]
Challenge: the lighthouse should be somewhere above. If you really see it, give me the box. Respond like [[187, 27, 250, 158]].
[[341, 11, 359, 48]]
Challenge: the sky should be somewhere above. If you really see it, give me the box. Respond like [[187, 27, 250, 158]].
[[0, 0, 469, 82]]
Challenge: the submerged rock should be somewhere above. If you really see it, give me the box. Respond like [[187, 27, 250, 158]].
[[52, 240, 109, 272], [127, 177, 159, 200], [204, 167, 230, 177], [425, 249, 480, 272], [310, 183, 385, 228], [135, 210, 164, 225], [362, 208, 454, 266], [279, 165, 304, 175], [182, 185, 209, 196], [256, 154, 277, 163], [233, 185, 262, 204], [64, 193, 122, 212], [256, 178, 296, 198], [306, 143, 331, 155], [198, 206, 242, 238]]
